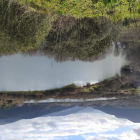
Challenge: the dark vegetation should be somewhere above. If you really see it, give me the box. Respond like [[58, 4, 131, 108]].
[[0, 0, 52, 55], [0, 0, 139, 59], [119, 26, 140, 70], [0, 0, 122, 60], [42, 16, 121, 61]]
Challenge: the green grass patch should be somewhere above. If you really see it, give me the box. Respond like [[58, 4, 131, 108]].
[[84, 84, 99, 92], [84, 88, 90, 92], [17, 0, 140, 21], [62, 84, 77, 89], [120, 87, 140, 94]]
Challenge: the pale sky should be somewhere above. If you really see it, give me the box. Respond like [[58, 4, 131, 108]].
[[0, 106, 140, 140]]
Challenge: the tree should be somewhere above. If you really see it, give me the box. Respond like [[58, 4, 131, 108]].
[[42, 16, 121, 61]]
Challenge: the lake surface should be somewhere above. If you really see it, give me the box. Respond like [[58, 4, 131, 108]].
[[24, 97, 117, 103], [0, 45, 126, 91]]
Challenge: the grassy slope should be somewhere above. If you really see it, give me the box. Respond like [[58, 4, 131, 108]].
[[17, 0, 140, 21]]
